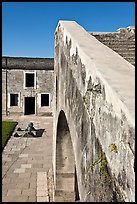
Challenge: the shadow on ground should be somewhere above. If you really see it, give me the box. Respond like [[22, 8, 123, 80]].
[[14, 129, 45, 138], [35, 129, 45, 137]]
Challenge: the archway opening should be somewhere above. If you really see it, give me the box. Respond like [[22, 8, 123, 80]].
[[55, 110, 79, 201]]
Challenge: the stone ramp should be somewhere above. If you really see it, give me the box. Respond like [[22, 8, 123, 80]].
[[54, 21, 135, 202], [90, 26, 135, 66], [2, 115, 53, 202]]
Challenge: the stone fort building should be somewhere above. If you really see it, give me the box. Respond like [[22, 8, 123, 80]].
[[2, 57, 54, 116], [2, 22, 135, 202]]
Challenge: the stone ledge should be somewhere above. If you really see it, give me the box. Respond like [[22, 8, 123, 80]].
[[37, 172, 49, 202]]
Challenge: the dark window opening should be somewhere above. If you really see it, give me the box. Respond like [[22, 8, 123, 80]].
[[10, 94, 18, 106], [25, 73, 34, 87], [41, 94, 49, 107]]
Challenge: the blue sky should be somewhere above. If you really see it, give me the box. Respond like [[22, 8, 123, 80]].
[[2, 2, 135, 58]]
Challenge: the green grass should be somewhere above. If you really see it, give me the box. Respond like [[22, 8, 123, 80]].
[[2, 121, 18, 149]]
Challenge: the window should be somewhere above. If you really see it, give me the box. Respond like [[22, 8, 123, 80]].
[[24, 72, 36, 88], [41, 94, 50, 107], [25, 73, 34, 87], [10, 94, 18, 106]]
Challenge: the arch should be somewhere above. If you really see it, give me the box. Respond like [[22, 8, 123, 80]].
[[55, 110, 79, 201]]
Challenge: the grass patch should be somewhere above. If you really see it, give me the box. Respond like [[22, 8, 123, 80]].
[[2, 121, 18, 150]]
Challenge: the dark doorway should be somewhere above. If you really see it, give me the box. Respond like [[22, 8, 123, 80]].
[[24, 97, 35, 115]]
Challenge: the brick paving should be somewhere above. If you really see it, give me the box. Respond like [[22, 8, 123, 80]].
[[2, 115, 53, 202]]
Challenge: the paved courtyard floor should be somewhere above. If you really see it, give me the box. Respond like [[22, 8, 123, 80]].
[[2, 115, 53, 202]]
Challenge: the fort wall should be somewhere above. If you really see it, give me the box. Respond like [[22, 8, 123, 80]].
[[53, 21, 135, 202]]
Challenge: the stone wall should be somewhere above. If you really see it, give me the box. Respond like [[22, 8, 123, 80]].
[[53, 21, 135, 202], [90, 26, 135, 66], [2, 57, 54, 116]]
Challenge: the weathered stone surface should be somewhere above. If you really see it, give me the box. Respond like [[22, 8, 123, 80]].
[[90, 26, 135, 66], [53, 21, 135, 202], [2, 57, 54, 115]]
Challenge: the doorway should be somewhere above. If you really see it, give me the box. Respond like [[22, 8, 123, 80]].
[[24, 97, 35, 115]]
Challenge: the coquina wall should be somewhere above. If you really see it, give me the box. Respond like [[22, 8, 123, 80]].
[[2, 57, 54, 116], [53, 21, 135, 202]]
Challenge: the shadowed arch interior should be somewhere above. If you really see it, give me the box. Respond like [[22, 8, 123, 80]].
[[55, 110, 79, 201]]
